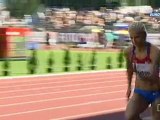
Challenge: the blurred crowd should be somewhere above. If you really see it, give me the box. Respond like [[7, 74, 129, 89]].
[[45, 8, 105, 29], [0, 5, 159, 33], [0, 5, 160, 49], [43, 6, 160, 33]]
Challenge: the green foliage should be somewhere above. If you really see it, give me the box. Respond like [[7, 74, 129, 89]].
[[106, 56, 112, 69], [117, 49, 124, 68], [2, 59, 10, 76], [0, 50, 125, 76], [6, 0, 41, 18], [77, 53, 83, 71], [90, 50, 97, 70], [47, 52, 54, 73], [63, 49, 71, 72], [27, 50, 38, 74], [127, 0, 135, 6], [42, 0, 106, 9]]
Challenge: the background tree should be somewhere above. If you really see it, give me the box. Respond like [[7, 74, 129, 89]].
[[77, 53, 83, 71], [63, 49, 71, 72], [90, 50, 97, 70], [27, 50, 38, 74], [2, 59, 10, 76], [41, 0, 106, 10], [6, 0, 41, 18]]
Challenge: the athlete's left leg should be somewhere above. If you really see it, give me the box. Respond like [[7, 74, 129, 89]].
[[151, 97, 160, 120]]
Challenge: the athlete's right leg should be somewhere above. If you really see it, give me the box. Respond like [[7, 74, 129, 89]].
[[125, 93, 150, 120]]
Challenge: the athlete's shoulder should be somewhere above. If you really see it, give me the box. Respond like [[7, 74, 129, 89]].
[[149, 43, 160, 60], [123, 45, 133, 55], [150, 43, 160, 52]]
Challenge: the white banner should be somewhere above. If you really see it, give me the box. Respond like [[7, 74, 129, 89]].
[[27, 32, 98, 43]]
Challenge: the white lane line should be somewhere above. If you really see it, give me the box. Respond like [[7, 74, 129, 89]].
[[0, 69, 126, 80], [0, 79, 126, 94], [0, 76, 125, 89], [0, 84, 127, 100], [0, 72, 125, 84], [0, 98, 126, 117], [0, 90, 125, 107], [0, 72, 125, 86]]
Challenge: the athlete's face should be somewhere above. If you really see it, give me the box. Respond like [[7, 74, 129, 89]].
[[129, 30, 146, 46]]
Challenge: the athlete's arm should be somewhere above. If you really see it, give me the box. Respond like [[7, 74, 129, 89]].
[[158, 49, 160, 87], [124, 47, 134, 89]]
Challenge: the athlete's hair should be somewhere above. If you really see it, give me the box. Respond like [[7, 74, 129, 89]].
[[128, 22, 147, 33]]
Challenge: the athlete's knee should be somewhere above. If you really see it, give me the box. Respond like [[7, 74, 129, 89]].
[[125, 110, 141, 120], [152, 111, 160, 120], [125, 104, 137, 120], [152, 115, 160, 120], [125, 110, 134, 120]]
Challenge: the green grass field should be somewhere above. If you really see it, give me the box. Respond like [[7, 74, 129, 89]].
[[0, 50, 126, 77]]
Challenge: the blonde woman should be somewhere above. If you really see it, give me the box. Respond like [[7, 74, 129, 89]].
[[124, 22, 160, 120]]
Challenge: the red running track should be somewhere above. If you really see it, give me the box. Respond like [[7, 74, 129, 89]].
[[0, 70, 150, 120]]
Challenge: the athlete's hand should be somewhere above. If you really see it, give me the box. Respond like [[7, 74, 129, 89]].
[[126, 86, 132, 101]]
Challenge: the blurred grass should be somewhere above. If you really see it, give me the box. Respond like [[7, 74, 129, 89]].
[[0, 50, 126, 77]]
